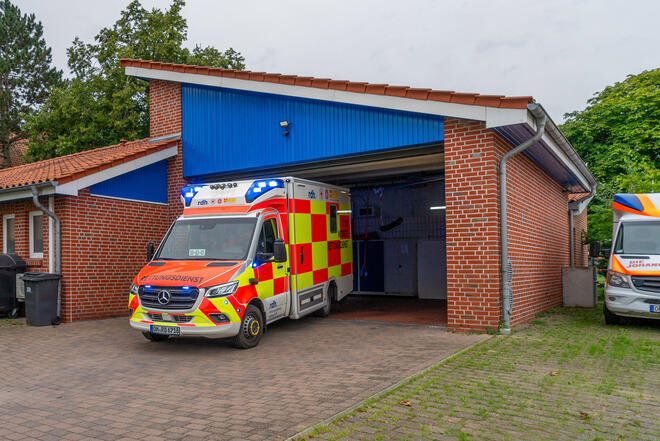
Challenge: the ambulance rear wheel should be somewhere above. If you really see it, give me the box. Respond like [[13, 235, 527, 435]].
[[142, 332, 169, 342], [315, 283, 335, 317], [233, 305, 263, 349]]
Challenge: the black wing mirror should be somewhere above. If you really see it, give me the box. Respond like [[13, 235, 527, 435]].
[[273, 238, 287, 263], [147, 241, 155, 261], [255, 251, 273, 264]]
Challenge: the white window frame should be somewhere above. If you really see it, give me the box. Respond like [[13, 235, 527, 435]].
[[2, 214, 14, 254], [29, 210, 44, 259]]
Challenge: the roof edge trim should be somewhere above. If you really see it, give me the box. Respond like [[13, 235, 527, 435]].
[[55, 145, 178, 196], [125, 66, 528, 127], [0, 182, 56, 203], [528, 107, 597, 192]]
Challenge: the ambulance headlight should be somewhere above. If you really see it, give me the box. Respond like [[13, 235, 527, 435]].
[[607, 270, 630, 289], [204, 281, 239, 298], [129, 283, 139, 295]]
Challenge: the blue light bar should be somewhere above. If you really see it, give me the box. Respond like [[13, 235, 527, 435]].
[[245, 179, 284, 203], [614, 193, 643, 212], [181, 185, 203, 207]]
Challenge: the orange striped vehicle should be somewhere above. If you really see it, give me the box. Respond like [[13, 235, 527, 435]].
[[128, 178, 353, 348], [604, 193, 660, 324]]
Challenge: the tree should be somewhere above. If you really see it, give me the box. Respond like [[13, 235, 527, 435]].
[[25, 0, 244, 160], [0, 0, 62, 168], [561, 68, 660, 245]]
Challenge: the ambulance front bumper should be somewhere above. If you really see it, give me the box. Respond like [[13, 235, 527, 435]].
[[130, 319, 241, 338], [604, 285, 660, 320]]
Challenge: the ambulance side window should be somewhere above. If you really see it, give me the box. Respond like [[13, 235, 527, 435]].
[[329, 205, 338, 234], [258, 218, 278, 254]]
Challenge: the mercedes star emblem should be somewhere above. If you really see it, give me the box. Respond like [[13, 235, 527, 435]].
[[157, 290, 171, 305]]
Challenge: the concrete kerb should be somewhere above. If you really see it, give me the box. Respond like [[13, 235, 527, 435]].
[[286, 334, 494, 441]]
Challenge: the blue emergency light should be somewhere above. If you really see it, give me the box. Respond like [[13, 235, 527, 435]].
[[614, 193, 643, 212], [181, 185, 204, 207], [245, 179, 284, 203]]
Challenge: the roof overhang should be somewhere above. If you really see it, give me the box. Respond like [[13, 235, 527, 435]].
[[125, 66, 596, 194], [125, 66, 529, 128], [0, 145, 178, 202]]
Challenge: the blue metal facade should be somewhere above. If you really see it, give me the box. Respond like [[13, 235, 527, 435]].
[[493, 124, 586, 193], [181, 84, 444, 178], [89, 160, 167, 203]]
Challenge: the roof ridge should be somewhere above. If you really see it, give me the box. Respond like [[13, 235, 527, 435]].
[[0, 137, 177, 191], [120, 58, 534, 109], [2, 138, 151, 174]]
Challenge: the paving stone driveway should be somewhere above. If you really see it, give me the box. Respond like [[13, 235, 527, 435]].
[[0, 316, 485, 441]]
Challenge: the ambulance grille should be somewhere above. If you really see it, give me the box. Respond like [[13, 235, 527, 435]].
[[138, 286, 200, 310], [147, 313, 193, 323], [631, 276, 660, 294]]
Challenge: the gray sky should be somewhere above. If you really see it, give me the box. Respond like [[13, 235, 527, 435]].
[[16, 0, 660, 122]]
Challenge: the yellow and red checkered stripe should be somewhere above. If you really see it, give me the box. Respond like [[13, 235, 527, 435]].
[[288, 198, 352, 291]]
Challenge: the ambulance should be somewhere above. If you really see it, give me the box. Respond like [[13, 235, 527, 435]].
[[127, 177, 353, 348], [604, 193, 660, 324]]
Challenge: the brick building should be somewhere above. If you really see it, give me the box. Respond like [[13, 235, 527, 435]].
[[0, 59, 595, 331], [0, 138, 178, 321]]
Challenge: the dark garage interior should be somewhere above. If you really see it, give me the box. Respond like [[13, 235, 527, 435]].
[[298, 147, 448, 326]]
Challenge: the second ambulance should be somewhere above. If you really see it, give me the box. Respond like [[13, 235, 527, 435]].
[[605, 193, 660, 324], [128, 177, 353, 348]]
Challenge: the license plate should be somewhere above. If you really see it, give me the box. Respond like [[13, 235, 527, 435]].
[[150, 324, 181, 335], [650, 305, 660, 313]]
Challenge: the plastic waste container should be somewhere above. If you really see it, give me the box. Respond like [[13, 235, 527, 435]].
[[0, 253, 27, 318], [23, 272, 61, 326]]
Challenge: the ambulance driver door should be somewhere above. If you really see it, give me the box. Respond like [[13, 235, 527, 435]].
[[254, 213, 289, 323]]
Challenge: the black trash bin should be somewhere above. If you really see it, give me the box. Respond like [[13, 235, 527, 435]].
[[0, 253, 27, 318], [23, 272, 61, 326]]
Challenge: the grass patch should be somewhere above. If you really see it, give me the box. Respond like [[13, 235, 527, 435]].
[[295, 305, 660, 441]]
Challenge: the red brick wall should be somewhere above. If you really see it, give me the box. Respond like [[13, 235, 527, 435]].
[[497, 135, 570, 327], [150, 80, 182, 139], [444, 118, 578, 331], [0, 198, 53, 273], [59, 190, 170, 321], [149, 79, 185, 221], [444, 119, 501, 332]]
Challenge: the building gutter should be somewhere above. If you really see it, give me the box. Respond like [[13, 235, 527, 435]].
[[499, 103, 547, 335], [31, 184, 62, 321]]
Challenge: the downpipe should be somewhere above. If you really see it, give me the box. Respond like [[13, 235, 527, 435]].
[[499, 103, 547, 334], [31, 185, 62, 322], [568, 184, 597, 268]]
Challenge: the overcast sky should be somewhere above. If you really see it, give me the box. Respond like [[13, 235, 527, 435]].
[[15, 0, 660, 122]]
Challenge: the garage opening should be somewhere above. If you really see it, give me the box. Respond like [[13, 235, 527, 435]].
[[297, 146, 447, 326], [330, 172, 446, 325]]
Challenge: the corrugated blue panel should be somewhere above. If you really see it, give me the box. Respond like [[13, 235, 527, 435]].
[[89, 160, 167, 203], [493, 124, 587, 193], [182, 84, 444, 178]]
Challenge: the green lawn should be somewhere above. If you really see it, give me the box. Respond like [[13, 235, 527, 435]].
[[297, 306, 660, 441]]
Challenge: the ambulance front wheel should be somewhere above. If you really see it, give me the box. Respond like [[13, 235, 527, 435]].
[[603, 303, 620, 325], [233, 304, 264, 349]]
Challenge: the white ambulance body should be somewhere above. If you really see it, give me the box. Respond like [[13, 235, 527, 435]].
[[604, 193, 660, 323]]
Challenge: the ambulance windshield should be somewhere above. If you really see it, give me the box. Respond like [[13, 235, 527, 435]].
[[614, 221, 660, 255], [156, 217, 257, 260]]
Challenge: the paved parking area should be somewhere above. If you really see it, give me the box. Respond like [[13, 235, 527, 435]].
[[0, 316, 485, 441]]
